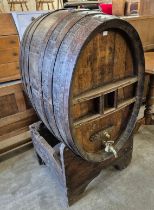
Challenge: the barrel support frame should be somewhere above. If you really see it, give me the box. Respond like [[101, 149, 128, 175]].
[[30, 121, 133, 207]]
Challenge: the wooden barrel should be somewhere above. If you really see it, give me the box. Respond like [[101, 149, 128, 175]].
[[20, 10, 145, 162]]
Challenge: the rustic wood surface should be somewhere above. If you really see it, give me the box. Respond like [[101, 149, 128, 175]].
[[0, 13, 20, 83], [0, 127, 31, 156], [30, 121, 134, 207], [144, 52, 154, 74], [0, 13, 18, 36], [21, 10, 145, 162], [0, 80, 37, 157], [0, 62, 20, 83], [124, 15, 154, 51], [124, 16, 154, 127]]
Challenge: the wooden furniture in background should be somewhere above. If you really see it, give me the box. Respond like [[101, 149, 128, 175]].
[[139, 0, 154, 16], [36, 0, 55, 10], [7, 0, 29, 11], [112, 0, 126, 16], [112, 0, 140, 16], [0, 12, 50, 160], [124, 16, 154, 99], [21, 10, 144, 162], [124, 16, 154, 127], [0, 13, 20, 82], [124, 15, 154, 52], [0, 80, 38, 157], [144, 52, 154, 125]]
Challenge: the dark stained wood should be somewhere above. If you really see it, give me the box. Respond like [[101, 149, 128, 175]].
[[20, 10, 145, 162], [0, 47, 19, 64], [73, 77, 138, 104], [30, 121, 133, 207]]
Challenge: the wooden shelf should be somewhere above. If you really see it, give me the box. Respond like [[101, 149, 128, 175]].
[[73, 76, 138, 105]]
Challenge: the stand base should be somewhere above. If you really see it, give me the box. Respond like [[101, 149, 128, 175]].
[[30, 121, 133, 207]]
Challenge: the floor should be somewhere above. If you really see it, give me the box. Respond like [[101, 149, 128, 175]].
[[0, 125, 154, 210]]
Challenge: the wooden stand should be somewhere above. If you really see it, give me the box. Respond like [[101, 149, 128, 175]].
[[30, 121, 133, 207]]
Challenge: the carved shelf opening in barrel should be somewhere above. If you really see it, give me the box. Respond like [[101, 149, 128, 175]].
[[20, 10, 145, 162]]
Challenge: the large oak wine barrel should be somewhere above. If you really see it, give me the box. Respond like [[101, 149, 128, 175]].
[[20, 10, 145, 162]]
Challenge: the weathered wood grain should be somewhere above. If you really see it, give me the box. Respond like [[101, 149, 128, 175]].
[[0, 80, 37, 157]]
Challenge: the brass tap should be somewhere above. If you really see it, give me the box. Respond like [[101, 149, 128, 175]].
[[103, 131, 111, 139]]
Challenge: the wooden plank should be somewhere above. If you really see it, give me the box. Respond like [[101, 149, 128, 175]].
[[0, 35, 19, 50], [0, 130, 31, 154], [0, 115, 36, 136], [0, 47, 19, 64], [0, 141, 32, 157], [0, 80, 27, 118], [0, 13, 18, 36], [0, 94, 18, 118], [0, 108, 36, 127], [15, 91, 27, 112], [0, 126, 29, 142], [73, 77, 138, 104], [0, 62, 20, 83], [113, 32, 127, 80], [0, 80, 21, 97]]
